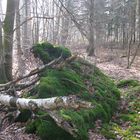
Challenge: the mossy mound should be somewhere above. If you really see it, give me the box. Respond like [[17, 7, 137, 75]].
[[32, 42, 71, 64], [25, 42, 120, 140]]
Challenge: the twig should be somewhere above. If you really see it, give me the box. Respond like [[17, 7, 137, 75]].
[[0, 56, 62, 89]]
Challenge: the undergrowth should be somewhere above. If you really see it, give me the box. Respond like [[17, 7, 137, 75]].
[[100, 79, 140, 140]]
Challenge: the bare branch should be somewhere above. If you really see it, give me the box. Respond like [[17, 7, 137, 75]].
[[13, 16, 53, 32]]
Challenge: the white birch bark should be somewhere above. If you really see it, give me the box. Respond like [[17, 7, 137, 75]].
[[0, 94, 92, 111]]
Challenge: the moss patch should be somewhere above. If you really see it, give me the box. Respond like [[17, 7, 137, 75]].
[[26, 117, 75, 140], [101, 79, 140, 140], [32, 42, 71, 64], [24, 42, 120, 140], [117, 79, 140, 88]]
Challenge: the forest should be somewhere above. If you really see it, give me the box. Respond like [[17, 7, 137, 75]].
[[0, 0, 140, 139]]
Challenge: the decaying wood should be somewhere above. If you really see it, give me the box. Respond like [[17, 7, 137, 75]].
[[0, 93, 93, 136], [0, 94, 93, 111], [48, 111, 77, 137], [0, 55, 91, 137]]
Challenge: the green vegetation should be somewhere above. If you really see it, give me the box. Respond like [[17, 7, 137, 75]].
[[26, 117, 75, 140], [22, 42, 120, 140], [100, 79, 140, 140], [32, 42, 71, 64], [117, 79, 140, 88]]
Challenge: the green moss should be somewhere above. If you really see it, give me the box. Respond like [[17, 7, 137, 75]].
[[61, 109, 88, 140], [100, 78, 140, 140], [55, 46, 71, 59], [126, 86, 140, 94], [15, 109, 32, 122], [120, 113, 140, 123], [27, 44, 121, 139], [26, 117, 75, 140], [117, 79, 140, 88], [36, 68, 86, 98], [101, 124, 116, 139], [68, 61, 82, 73], [33, 42, 71, 64], [26, 64, 120, 139], [123, 86, 140, 113]]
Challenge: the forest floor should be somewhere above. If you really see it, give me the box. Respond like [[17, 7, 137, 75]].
[[0, 47, 140, 140], [77, 47, 140, 140], [72, 46, 140, 81]]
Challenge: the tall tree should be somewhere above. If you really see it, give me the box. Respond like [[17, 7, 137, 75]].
[[3, 0, 16, 81], [15, 0, 25, 77], [87, 0, 95, 56], [0, 19, 7, 83]]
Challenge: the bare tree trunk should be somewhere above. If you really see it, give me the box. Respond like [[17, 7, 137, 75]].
[[127, 35, 132, 69], [22, 0, 32, 56], [3, 0, 16, 81], [0, 19, 7, 83], [122, 23, 126, 49], [34, 0, 39, 43], [127, 1, 139, 69], [138, 0, 140, 42], [53, 0, 61, 44], [87, 0, 95, 56], [60, 0, 71, 46], [15, 0, 25, 77]]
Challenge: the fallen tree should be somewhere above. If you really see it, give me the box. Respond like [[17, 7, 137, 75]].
[[0, 42, 120, 140], [0, 94, 92, 111]]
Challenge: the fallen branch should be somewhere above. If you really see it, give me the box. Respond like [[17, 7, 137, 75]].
[[15, 77, 40, 91], [0, 55, 77, 91], [0, 94, 93, 111], [0, 56, 62, 89]]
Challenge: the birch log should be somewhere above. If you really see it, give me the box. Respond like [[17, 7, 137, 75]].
[[0, 94, 92, 111]]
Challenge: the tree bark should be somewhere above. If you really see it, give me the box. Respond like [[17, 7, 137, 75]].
[[15, 0, 25, 77], [0, 94, 92, 111], [3, 0, 16, 81], [87, 0, 95, 56], [137, 0, 140, 41], [0, 19, 7, 83]]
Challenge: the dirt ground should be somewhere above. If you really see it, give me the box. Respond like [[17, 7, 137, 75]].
[[0, 47, 140, 140]]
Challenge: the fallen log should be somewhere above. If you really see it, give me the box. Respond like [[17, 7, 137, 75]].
[[0, 94, 93, 111]]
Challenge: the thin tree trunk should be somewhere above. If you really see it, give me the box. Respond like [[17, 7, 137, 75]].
[[35, 0, 39, 43], [3, 0, 16, 81], [138, 0, 140, 41], [15, 0, 25, 77], [87, 0, 95, 56], [0, 19, 7, 83]]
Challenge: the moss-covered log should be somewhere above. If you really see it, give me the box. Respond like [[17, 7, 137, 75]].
[[21, 42, 121, 140], [0, 42, 120, 140]]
